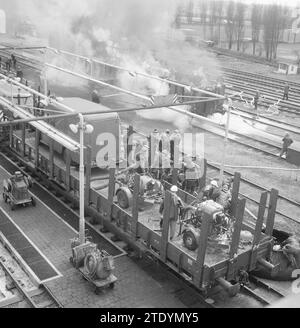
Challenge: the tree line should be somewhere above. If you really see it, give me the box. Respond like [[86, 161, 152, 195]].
[[175, 0, 292, 61]]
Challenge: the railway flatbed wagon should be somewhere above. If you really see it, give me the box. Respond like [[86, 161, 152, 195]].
[[4, 119, 281, 296]]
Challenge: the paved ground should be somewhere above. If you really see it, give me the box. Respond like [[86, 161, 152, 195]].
[[0, 165, 204, 308]]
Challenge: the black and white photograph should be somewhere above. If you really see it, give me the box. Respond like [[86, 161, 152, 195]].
[[0, 0, 299, 314]]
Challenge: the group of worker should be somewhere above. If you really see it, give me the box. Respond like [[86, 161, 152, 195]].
[[158, 177, 233, 241]]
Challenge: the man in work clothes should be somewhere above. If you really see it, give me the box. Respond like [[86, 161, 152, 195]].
[[159, 185, 183, 241], [92, 90, 101, 104], [283, 83, 290, 101], [279, 133, 294, 159]]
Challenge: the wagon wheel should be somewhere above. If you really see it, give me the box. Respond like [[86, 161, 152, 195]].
[[117, 189, 131, 209], [183, 231, 198, 251]]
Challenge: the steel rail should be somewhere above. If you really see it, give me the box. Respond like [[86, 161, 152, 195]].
[[0, 258, 38, 308]]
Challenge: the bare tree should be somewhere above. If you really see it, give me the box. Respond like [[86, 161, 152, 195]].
[[215, 0, 224, 45], [235, 2, 246, 51], [199, 0, 208, 38], [251, 4, 262, 55], [186, 0, 195, 25], [263, 4, 289, 61], [209, 0, 218, 41], [225, 1, 236, 50], [174, 4, 183, 29]]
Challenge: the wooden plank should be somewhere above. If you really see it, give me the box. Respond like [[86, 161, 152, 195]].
[[127, 125, 134, 167], [229, 198, 246, 258], [49, 139, 54, 180], [265, 189, 279, 237], [193, 210, 212, 288], [21, 124, 26, 158], [253, 192, 268, 246], [199, 158, 207, 190], [160, 191, 171, 262], [85, 146, 92, 205], [250, 192, 268, 271], [231, 172, 241, 217], [227, 198, 246, 281], [35, 130, 40, 168], [131, 174, 140, 239], [107, 168, 116, 221], [9, 124, 13, 149], [65, 149, 71, 192]]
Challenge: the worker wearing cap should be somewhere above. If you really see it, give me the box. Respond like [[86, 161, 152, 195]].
[[203, 180, 221, 202], [160, 185, 183, 241], [279, 133, 293, 159], [283, 83, 290, 101], [151, 129, 161, 168], [183, 156, 200, 195], [160, 129, 171, 153], [152, 129, 161, 152], [170, 130, 182, 162], [216, 184, 232, 211]]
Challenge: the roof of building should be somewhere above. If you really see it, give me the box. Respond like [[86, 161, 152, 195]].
[[49, 97, 120, 121]]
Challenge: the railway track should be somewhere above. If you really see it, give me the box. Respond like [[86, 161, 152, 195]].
[[240, 275, 286, 306], [206, 163, 300, 226], [0, 251, 62, 308], [222, 67, 300, 115], [0, 49, 290, 162]]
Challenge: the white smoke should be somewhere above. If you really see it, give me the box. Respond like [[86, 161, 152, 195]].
[[5, 0, 221, 129]]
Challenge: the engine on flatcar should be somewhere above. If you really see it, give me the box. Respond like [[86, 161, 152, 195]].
[[180, 200, 234, 251]]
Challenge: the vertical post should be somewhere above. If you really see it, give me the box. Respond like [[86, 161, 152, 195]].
[[227, 199, 246, 281], [85, 146, 92, 205], [9, 124, 13, 149], [43, 72, 48, 97], [250, 192, 268, 271], [21, 123, 26, 158], [265, 189, 279, 237], [127, 125, 134, 167], [219, 103, 231, 183], [107, 168, 116, 221], [193, 210, 212, 288], [160, 191, 171, 262], [131, 174, 141, 239], [49, 139, 54, 180], [90, 59, 93, 77], [231, 172, 241, 217], [35, 130, 40, 168], [65, 149, 71, 192], [17, 89, 21, 106], [199, 158, 207, 190], [79, 114, 85, 245], [37, 86, 41, 109], [253, 192, 268, 246]]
